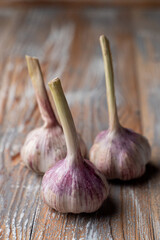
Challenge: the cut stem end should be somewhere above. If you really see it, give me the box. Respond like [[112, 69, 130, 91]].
[[26, 56, 58, 128]]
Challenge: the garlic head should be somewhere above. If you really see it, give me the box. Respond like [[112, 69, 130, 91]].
[[21, 56, 86, 174], [42, 154, 109, 213], [89, 35, 151, 180], [90, 127, 151, 180], [41, 78, 109, 213]]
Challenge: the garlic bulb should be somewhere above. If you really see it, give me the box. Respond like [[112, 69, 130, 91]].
[[89, 35, 151, 180], [41, 78, 109, 213], [21, 56, 86, 174]]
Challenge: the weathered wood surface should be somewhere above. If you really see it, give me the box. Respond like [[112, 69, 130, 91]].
[[1, 0, 160, 8], [0, 7, 160, 240]]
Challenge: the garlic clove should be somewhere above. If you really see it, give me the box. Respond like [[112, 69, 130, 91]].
[[89, 35, 151, 180], [21, 56, 86, 174], [41, 78, 109, 213]]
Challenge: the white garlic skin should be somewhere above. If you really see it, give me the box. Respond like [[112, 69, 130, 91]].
[[21, 127, 86, 175], [89, 127, 151, 180], [41, 156, 109, 213]]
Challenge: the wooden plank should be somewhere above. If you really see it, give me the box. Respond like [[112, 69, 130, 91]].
[[1, 0, 160, 8], [0, 7, 159, 240], [133, 11, 160, 239], [0, 57, 40, 240]]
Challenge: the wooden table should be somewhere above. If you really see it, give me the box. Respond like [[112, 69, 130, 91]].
[[0, 6, 160, 240]]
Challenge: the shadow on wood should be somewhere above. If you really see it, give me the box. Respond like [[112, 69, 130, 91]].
[[74, 196, 117, 219], [96, 196, 117, 217]]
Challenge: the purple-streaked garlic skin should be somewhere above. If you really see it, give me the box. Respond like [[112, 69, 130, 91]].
[[89, 127, 151, 180], [21, 126, 66, 174], [21, 127, 86, 175], [41, 153, 109, 213]]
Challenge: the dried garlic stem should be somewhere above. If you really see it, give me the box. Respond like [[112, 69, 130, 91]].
[[26, 56, 58, 128], [100, 35, 120, 131], [48, 78, 80, 163]]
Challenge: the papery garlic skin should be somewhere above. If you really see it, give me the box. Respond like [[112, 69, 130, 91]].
[[21, 126, 86, 175], [42, 155, 109, 213], [21, 126, 66, 174], [90, 127, 151, 180]]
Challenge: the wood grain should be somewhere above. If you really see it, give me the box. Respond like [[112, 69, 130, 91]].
[[0, 7, 159, 240], [1, 0, 160, 8]]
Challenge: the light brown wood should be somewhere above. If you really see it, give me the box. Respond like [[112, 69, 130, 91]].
[[0, 7, 159, 240]]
